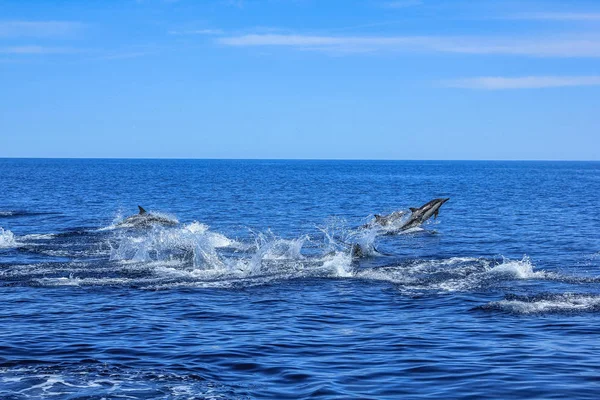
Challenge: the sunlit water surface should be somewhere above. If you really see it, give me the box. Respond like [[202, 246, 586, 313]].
[[1, 159, 599, 399]]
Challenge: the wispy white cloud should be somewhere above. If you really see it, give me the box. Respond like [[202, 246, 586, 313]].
[[168, 29, 224, 35], [0, 46, 77, 55], [444, 76, 600, 89], [218, 34, 600, 57], [512, 12, 600, 21], [0, 21, 83, 38]]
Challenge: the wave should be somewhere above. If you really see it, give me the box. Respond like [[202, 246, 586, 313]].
[[20, 233, 57, 241], [354, 256, 552, 292], [476, 293, 600, 314], [11, 254, 545, 292], [0, 208, 590, 297], [0, 364, 241, 399], [0, 227, 18, 248], [26, 252, 353, 290], [0, 212, 557, 292], [0, 216, 591, 295]]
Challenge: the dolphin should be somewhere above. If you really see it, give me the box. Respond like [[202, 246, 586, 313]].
[[116, 206, 179, 228], [398, 198, 449, 231], [352, 198, 449, 257], [367, 198, 449, 232]]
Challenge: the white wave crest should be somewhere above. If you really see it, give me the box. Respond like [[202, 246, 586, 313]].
[[20, 233, 56, 241], [354, 256, 550, 292], [482, 293, 600, 314], [0, 227, 18, 248], [434, 256, 550, 292]]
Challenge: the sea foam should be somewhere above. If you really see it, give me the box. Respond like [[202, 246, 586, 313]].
[[0, 227, 17, 248], [479, 293, 600, 314]]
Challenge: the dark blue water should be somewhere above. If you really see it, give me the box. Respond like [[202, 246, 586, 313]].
[[1, 159, 599, 399]]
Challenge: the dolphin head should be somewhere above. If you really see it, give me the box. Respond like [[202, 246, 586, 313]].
[[430, 198, 449, 220], [428, 198, 449, 209], [439, 198, 450, 205]]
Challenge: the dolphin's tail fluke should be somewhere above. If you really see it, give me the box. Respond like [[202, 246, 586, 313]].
[[138, 206, 147, 215]]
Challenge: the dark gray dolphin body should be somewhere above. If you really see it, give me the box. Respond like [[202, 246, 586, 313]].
[[398, 198, 449, 231], [366, 198, 449, 232], [116, 206, 179, 228]]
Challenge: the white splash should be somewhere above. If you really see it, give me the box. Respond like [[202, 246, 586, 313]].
[[487, 256, 547, 279], [252, 231, 307, 261], [320, 252, 353, 277], [104, 219, 361, 287], [0, 227, 17, 248], [348, 227, 381, 257], [109, 222, 236, 271]]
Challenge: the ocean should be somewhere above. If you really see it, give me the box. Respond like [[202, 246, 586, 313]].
[[1, 159, 599, 399]]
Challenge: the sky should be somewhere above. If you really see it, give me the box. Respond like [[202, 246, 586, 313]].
[[0, 0, 599, 160]]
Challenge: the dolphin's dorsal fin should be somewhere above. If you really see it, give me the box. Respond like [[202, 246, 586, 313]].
[[138, 206, 147, 215], [409, 207, 418, 213], [374, 214, 382, 221]]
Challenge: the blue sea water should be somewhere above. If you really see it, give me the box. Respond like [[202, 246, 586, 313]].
[[1, 159, 599, 399]]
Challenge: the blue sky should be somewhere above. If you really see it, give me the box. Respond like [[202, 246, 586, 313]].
[[1, 0, 599, 160]]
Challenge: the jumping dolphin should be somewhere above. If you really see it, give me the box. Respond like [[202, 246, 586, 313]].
[[398, 198, 449, 231], [352, 198, 449, 257], [116, 206, 179, 228], [367, 198, 449, 232]]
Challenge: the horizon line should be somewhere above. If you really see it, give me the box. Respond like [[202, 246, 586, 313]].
[[0, 157, 598, 162]]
